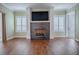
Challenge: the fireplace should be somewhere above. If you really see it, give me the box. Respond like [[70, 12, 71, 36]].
[[31, 23, 50, 40], [33, 26, 48, 36]]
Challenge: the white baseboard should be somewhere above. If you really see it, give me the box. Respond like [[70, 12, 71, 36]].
[[54, 36, 65, 38], [7, 36, 67, 40], [7, 36, 26, 40], [7, 36, 14, 40], [75, 39, 79, 42], [13, 36, 26, 39], [54, 36, 66, 38]]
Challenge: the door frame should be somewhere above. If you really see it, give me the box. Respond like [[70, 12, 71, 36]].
[[2, 13, 7, 42], [67, 10, 76, 39]]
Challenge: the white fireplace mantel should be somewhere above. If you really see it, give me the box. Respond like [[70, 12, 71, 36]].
[[26, 8, 54, 39]]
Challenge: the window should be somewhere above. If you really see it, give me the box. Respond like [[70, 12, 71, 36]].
[[59, 15, 65, 32], [15, 16, 27, 32], [54, 16, 58, 32], [54, 15, 65, 32]]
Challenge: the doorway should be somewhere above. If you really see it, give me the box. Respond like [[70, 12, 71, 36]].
[[67, 11, 76, 39]]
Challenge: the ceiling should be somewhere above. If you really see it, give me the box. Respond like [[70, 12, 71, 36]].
[[2, 3, 78, 11]]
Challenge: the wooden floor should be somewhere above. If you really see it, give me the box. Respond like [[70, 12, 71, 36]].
[[0, 38, 79, 55]]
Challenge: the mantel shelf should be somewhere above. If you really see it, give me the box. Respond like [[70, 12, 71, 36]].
[[30, 21, 50, 23]]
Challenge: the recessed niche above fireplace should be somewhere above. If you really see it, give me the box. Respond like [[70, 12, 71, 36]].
[[32, 11, 49, 21]]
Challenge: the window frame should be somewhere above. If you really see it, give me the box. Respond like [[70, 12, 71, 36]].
[[54, 15, 65, 32], [15, 16, 27, 32]]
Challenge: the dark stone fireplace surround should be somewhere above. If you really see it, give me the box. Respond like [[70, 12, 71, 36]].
[[31, 23, 50, 40]]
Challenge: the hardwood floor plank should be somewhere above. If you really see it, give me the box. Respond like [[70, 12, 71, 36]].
[[0, 38, 79, 55]]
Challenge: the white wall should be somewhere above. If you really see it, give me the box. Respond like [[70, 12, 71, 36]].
[[49, 8, 54, 39], [75, 6, 79, 41], [0, 4, 14, 40], [1, 4, 78, 40], [66, 4, 79, 40], [0, 12, 2, 41], [26, 8, 31, 39], [6, 11, 14, 40]]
